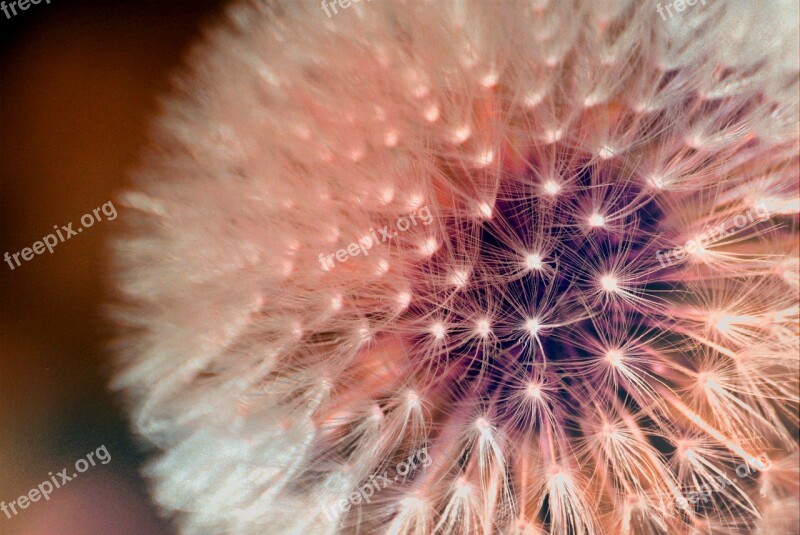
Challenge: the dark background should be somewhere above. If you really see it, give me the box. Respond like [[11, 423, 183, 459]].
[[1, 1, 226, 533]]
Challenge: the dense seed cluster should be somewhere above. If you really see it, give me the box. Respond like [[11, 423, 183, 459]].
[[112, 1, 799, 534]]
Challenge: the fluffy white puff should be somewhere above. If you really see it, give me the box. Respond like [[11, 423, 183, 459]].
[[111, 1, 799, 534]]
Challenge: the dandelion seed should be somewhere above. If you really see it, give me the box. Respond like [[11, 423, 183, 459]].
[[396, 291, 412, 309], [543, 180, 561, 195], [475, 318, 491, 337], [383, 130, 399, 147], [526, 318, 541, 336], [408, 194, 424, 209], [475, 149, 494, 167], [451, 125, 472, 144], [543, 128, 562, 143], [450, 269, 469, 288], [525, 253, 543, 270], [423, 104, 440, 122], [381, 187, 395, 204], [480, 70, 499, 88], [524, 91, 544, 107], [430, 322, 446, 340], [605, 349, 623, 367], [600, 274, 619, 293], [649, 175, 665, 190], [419, 236, 438, 256], [598, 145, 616, 159], [588, 212, 606, 227], [526, 383, 542, 399], [376, 258, 390, 275]]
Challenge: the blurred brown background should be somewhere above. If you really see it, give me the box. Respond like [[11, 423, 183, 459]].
[[0, 1, 226, 533]]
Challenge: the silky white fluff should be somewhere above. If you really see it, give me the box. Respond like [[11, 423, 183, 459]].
[[111, 1, 800, 534]]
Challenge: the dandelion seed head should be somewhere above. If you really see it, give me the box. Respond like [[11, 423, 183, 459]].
[[112, 1, 800, 533]]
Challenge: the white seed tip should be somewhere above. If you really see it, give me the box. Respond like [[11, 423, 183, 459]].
[[600, 274, 618, 292], [430, 322, 446, 339], [525, 253, 543, 270], [588, 213, 606, 227]]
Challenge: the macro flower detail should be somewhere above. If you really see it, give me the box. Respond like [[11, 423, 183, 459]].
[[111, 1, 800, 534]]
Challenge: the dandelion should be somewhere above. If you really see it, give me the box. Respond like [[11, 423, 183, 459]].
[[111, 1, 799, 534]]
